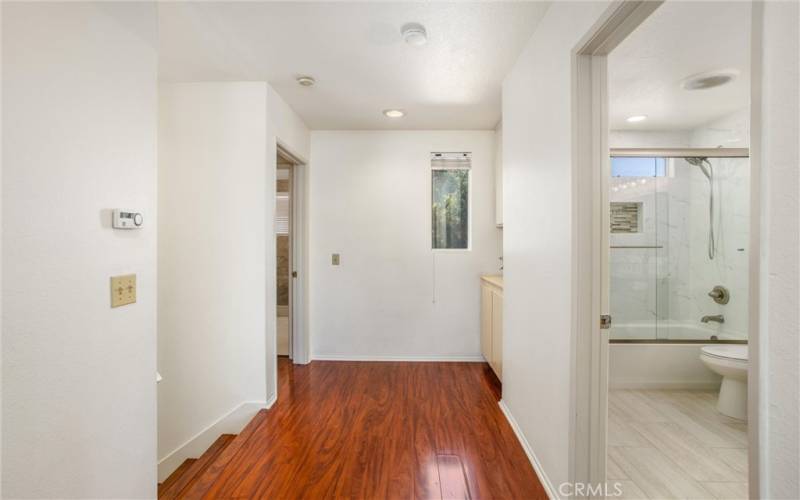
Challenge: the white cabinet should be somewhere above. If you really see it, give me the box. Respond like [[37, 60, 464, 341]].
[[480, 276, 503, 380]]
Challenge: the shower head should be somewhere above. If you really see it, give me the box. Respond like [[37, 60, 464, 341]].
[[686, 156, 717, 260], [686, 157, 712, 180]]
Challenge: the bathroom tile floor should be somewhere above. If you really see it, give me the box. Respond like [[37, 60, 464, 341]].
[[608, 389, 748, 500]]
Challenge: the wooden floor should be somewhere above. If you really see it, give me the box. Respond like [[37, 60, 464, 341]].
[[182, 358, 546, 499], [608, 389, 748, 500]]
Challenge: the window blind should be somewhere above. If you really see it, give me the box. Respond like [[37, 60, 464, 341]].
[[431, 152, 471, 169], [276, 193, 290, 235]]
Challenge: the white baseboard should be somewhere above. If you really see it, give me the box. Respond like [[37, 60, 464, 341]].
[[311, 353, 485, 362], [157, 397, 276, 482], [498, 399, 558, 500], [609, 380, 721, 390]]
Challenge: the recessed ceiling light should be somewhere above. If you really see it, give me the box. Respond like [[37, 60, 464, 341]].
[[296, 76, 315, 87], [383, 109, 405, 118], [681, 69, 739, 91], [401, 23, 427, 46], [626, 115, 648, 123]]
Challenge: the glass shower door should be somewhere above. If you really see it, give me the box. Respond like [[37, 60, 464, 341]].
[[609, 151, 749, 343], [608, 157, 663, 341]]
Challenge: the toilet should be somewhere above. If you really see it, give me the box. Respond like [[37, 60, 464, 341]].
[[700, 344, 748, 420]]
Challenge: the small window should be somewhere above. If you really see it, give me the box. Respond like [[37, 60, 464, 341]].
[[611, 156, 666, 177], [431, 152, 470, 249]]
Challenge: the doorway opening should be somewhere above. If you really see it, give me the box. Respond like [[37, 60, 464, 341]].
[[276, 153, 293, 361], [272, 141, 309, 398], [572, 1, 759, 498]]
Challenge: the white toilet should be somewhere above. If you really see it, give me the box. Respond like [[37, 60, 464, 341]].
[[700, 344, 748, 420]]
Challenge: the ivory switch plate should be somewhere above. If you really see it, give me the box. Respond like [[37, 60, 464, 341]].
[[110, 274, 136, 308]]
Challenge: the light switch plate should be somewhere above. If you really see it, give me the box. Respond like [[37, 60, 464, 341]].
[[110, 274, 136, 308], [331, 253, 340, 266]]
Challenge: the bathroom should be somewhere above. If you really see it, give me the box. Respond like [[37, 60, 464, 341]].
[[606, 1, 751, 498]]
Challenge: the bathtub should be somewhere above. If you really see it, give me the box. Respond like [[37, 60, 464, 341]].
[[609, 322, 746, 390]]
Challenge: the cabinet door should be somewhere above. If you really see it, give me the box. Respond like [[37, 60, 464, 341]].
[[491, 290, 503, 380], [480, 284, 493, 363]]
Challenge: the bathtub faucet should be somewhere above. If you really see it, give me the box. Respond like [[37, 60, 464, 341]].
[[701, 314, 725, 324]]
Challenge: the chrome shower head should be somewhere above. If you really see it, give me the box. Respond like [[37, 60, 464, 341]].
[[686, 157, 712, 180]]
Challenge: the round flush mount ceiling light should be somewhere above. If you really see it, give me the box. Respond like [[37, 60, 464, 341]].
[[401, 23, 427, 46], [626, 115, 648, 123], [681, 69, 739, 91], [383, 109, 405, 118], [296, 76, 316, 87]]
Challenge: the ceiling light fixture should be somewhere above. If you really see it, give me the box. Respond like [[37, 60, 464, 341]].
[[296, 76, 316, 87], [681, 69, 739, 91], [401, 23, 427, 46], [383, 109, 405, 118], [626, 115, 648, 123]]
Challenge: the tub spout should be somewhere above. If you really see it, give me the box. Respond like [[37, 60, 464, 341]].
[[701, 314, 725, 324]]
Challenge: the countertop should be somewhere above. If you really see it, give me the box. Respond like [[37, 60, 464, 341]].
[[480, 275, 503, 288]]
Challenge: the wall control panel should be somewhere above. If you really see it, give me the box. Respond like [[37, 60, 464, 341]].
[[113, 209, 143, 229], [110, 274, 136, 308]]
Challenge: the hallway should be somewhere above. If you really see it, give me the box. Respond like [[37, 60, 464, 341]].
[[176, 359, 546, 499]]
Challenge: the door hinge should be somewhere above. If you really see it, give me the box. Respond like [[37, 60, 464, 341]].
[[292, 271, 298, 278], [600, 314, 612, 330]]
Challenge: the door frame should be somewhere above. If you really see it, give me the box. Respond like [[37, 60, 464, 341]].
[[571, 1, 762, 497], [276, 160, 294, 359], [570, 0, 663, 492], [276, 142, 310, 367]]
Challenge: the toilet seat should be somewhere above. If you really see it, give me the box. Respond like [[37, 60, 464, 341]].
[[701, 344, 748, 362]]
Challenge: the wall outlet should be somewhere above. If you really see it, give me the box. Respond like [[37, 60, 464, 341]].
[[331, 253, 340, 266], [110, 274, 136, 308]]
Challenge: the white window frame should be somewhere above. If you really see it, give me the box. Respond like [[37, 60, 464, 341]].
[[430, 159, 472, 252]]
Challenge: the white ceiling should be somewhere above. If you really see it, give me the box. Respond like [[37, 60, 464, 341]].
[[158, 2, 550, 130], [608, 1, 751, 131]]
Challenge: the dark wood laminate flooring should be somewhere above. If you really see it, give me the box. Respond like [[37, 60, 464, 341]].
[[182, 358, 547, 499]]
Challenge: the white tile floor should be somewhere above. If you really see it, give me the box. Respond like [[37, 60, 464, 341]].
[[608, 389, 748, 500]]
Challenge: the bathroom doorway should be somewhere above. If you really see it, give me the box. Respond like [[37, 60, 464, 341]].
[[572, 1, 759, 498], [276, 153, 293, 359], [271, 142, 310, 401]]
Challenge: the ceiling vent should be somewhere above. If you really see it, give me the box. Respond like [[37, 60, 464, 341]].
[[681, 69, 739, 91]]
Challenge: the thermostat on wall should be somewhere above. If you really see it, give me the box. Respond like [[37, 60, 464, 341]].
[[112, 209, 143, 229]]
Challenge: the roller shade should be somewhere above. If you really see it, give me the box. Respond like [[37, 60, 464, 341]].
[[431, 152, 471, 169]]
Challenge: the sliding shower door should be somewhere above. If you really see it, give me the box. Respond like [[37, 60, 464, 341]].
[[609, 156, 663, 341], [609, 151, 749, 343]]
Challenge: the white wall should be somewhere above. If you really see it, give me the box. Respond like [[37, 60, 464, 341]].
[[501, 0, 612, 491], [157, 82, 309, 480], [157, 82, 269, 478], [757, 2, 799, 498], [609, 130, 690, 149], [2, 3, 158, 497], [309, 131, 500, 360]]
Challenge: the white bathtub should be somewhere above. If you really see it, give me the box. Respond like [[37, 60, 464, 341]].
[[608, 323, 745, 390], [610, 322, 743, 342]]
